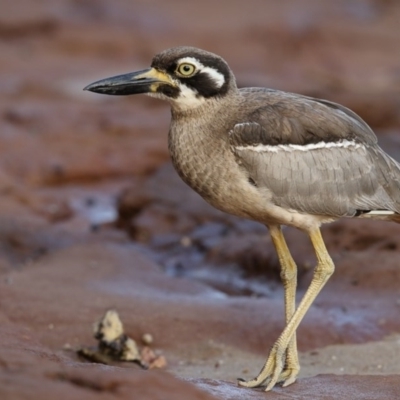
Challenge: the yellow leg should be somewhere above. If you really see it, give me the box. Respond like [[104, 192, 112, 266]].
[[238, 227, 334, 391], [269, 225, 299, 386]]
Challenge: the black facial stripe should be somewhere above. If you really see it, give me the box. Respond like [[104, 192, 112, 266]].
[[156, 84, 180, 99], [181, 72, 225, 98]]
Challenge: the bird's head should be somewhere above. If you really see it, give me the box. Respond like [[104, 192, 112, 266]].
[[84, 46, 236, 111]]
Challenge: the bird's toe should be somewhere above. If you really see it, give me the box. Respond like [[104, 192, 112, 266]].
[[238, 343, 292, 390]]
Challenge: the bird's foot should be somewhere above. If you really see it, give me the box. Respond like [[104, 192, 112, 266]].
[[237, 344, 299, 391]]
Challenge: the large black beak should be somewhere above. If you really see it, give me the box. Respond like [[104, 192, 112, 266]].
[[83, 67, 173, 96]]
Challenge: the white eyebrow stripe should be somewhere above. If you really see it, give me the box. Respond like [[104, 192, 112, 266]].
[[177, 57, 225, 88], [235, 139, 363, 153], [200, 66, 225, 87], [178, 56, 204, 67]]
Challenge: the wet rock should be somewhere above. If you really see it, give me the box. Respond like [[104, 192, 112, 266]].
[[193, 375, 400, 400]]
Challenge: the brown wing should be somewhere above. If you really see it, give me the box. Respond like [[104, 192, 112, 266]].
[[236, 88, 378, 147], [229, 91, 400, 216]]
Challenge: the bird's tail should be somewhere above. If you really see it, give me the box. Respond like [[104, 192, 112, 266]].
[[356, 210, 400, 223]]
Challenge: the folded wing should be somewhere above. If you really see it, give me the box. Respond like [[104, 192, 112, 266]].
[[230, 92, 400, 217]]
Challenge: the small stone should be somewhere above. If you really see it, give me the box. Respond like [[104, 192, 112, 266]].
[[180, 236, 192, 247], [140, 346, 156, 365], [121, 337, 140, 362], [93, 309, 124, 343], [149, 355, 167, 369], [142, 333, 153, 345]]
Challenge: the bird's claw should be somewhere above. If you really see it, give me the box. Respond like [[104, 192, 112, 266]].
[[237, 344, 298, 391]]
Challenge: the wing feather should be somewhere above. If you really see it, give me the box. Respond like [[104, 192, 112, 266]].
[[236, 88, 378, 146], [230, 123, 400, 217], [228, 89, 400, 217]]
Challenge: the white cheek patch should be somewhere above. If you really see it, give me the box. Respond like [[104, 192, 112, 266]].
[[235, 139, 363, 153], [172, 83, 206, 110], [178, 57, 225, 88], [146, 80, 206, 110]]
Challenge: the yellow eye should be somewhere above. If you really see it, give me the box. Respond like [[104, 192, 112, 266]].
[[177, 63, 196, 77]]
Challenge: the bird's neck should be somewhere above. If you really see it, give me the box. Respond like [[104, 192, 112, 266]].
[[170, 95, 224, 119], [168, 96, 239, 202]]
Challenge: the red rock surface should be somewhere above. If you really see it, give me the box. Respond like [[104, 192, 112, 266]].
[[1, 1, 400, 399]]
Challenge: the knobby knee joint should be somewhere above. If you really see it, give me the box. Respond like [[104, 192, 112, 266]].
[[314, 259, 334, 281], [280, 264, 297, 283]]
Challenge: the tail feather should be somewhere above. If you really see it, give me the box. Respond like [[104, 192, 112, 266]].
[[356, 209, 400, 222]]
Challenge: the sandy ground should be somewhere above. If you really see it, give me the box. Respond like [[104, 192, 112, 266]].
[[1, 1, 400, 399]]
